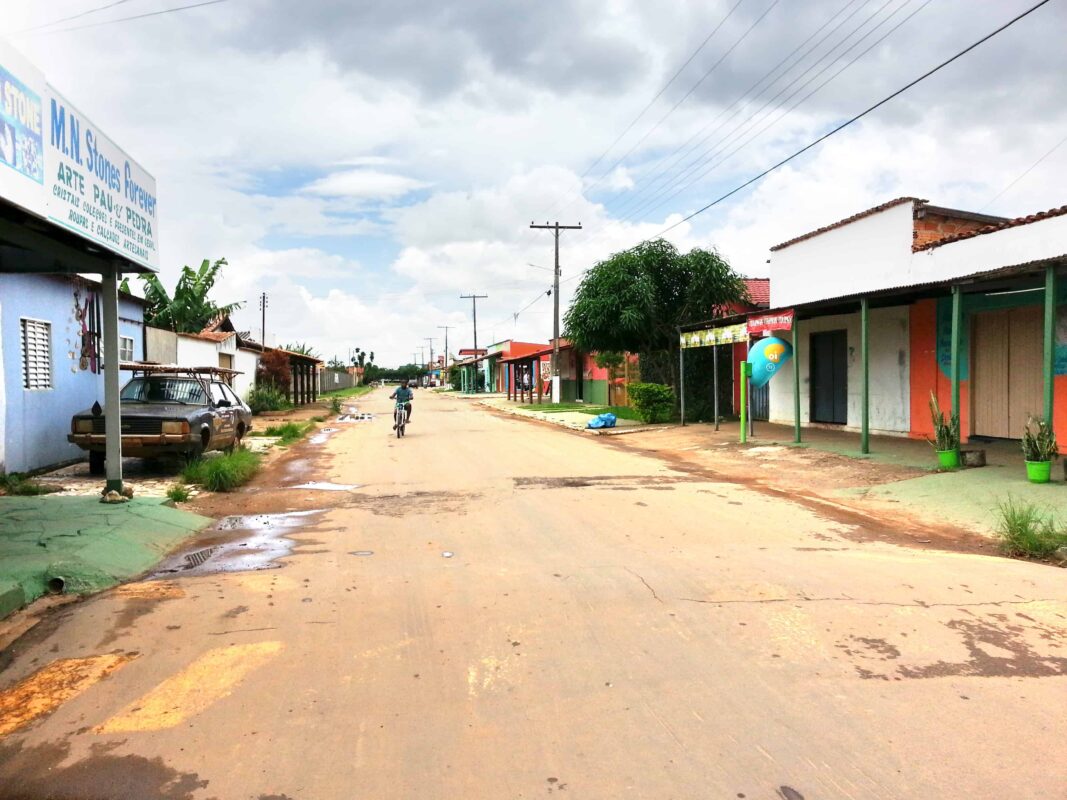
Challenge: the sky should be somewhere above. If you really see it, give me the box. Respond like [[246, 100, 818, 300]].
[[4, 0, 1066, 366]]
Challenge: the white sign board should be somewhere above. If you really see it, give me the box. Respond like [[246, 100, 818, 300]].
[[0, 42, 159, 270]]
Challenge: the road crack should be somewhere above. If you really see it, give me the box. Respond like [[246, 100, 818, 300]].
[[625, 568, 663, 603]]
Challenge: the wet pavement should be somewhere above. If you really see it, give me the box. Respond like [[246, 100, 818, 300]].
[[0, 388, 1065, 799]]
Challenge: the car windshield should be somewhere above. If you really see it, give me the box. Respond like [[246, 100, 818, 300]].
[[121, 376, 207, 405]]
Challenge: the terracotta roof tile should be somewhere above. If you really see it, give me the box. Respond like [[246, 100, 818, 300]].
[[770, 197, 924, 252], [913, 205, 1067, 252], [742, 278, 770, 307]]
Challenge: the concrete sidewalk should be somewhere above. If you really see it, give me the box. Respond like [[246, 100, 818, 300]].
[[0, 497, 210, 618], [478, 397, 649, 431]]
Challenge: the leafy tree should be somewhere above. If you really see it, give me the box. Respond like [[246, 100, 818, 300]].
[[139, 258, 241, 333], [283, 342, 319, 358], [564, 239, 746, 390], [256, 349, 292, 391], [327, 357, 345, 369]]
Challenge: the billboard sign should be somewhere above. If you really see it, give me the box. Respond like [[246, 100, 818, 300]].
[[680, 322, 749, 349], [747, 309, 794, 335], [0, 43, 158, 270]]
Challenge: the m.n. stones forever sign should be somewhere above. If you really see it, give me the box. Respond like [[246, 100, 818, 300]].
[[0, 42, 159, 270]]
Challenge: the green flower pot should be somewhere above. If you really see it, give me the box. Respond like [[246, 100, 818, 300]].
[[936, 449, 959, 470], [1025, 460, 1052, 484]]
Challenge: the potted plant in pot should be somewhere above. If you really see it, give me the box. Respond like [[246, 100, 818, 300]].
[[1022, 416, 1058, 483], [928, 392, 959, 469]]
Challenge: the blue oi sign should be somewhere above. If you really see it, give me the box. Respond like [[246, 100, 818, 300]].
[[747, 337, 793, 388]]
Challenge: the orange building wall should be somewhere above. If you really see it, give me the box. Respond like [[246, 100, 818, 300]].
[[909, 299, 971, 442]]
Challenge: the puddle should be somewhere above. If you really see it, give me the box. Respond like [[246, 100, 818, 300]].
[[152, 510, 325, 577], [338, 413, 375, 423], [309, 427, 338, 445], [441, 551, 454, 558], [289, 481, 359, 492], [350, 550, 374, 557]]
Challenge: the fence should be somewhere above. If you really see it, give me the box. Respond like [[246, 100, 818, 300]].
[[321, 369, 361, 392]]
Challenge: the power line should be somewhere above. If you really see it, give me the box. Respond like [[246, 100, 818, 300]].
[[577, 0, 781, 204], [652, 0, 1053, 238], [625, 0, 930, 228], [15, 0, 141, 33], [19, 0, 236, 36], [981, 132, 1067, 211]]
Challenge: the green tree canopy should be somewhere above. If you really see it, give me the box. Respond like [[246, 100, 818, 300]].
[[564, 239, 747, 388], [139, 258, 241, 333]]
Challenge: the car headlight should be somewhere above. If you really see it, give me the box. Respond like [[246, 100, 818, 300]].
[[74, 419, 93, 433], [162, 420, 189, 435]]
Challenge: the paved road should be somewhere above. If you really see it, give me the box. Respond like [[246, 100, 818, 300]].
[[1, 390, 1065, 799]]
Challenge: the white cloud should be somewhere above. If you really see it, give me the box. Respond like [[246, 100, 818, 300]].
[[301, 170, 431, 200]]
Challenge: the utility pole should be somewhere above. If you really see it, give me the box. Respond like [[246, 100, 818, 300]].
[[438, 325, 452, 388], [425, 337, 435, 385], [258, 292, 268, 346], [460, 293, 488, 351], [530, 221, 582, 402]]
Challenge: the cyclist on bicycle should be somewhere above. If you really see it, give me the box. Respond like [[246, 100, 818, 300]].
[[390, 380, 414, 429]]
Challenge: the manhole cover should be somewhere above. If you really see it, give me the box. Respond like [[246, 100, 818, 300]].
[[184, 547, 217, 568]]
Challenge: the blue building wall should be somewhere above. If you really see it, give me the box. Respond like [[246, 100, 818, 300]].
[[0, 274, 144, 473]]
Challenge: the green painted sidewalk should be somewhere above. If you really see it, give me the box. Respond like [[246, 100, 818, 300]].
[[0, 497, 210, 619]]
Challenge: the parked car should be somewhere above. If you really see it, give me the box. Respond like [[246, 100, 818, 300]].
[[69, 365, 253, 474]]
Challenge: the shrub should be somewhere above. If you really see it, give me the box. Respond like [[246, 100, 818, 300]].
[[256, 349, 292, 391], [247, 384, 289, 414], [1022, 416, 1058, 462], [995, 497, 1067, 559], [166, 483, 191, 503], [182, 449, 261, 492], [329, 396, 343, 415], [627, 382, 675, 424], [928, 392, 959, 451]]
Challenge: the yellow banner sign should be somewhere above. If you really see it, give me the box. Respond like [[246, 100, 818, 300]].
[[679, 323, 748, 349]]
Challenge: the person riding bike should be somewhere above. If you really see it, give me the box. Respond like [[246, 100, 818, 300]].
[[390, 380, 414, 429]]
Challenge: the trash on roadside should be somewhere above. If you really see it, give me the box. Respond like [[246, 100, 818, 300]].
[[586, 413, 617, 430]]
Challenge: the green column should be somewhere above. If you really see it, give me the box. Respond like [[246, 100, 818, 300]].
[[1044, 265, 1056, 424], [739, 362, 749, 444], [950, 285, 962, 443], [860, 298, 870, 455], [793, 319, 801, 443]]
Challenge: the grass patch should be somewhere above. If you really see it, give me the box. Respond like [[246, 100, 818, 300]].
[[322, 384, 374, 399], [516, 403, 644, 422], [166, 483, 191, 503], [262, 421, 315, 445], [0, 472, 59, 496], [181, 448, 262, 492], [309, 415, 327, 423], [329, 396, 343, 415], [994, 496, 1067, 559]]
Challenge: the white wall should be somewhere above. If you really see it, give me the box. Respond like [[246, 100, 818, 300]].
[[914, 213, 1067, 283], [768, 306, 910, 434], [233, 348, 259, 399], [0, 296, 5, 472], [770, 202, 915, 307], [176, 336, 218, 368]]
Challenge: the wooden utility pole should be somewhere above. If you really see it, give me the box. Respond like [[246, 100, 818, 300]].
[[460, 294, 488, 351], [438, 325, 452, 386], [425, 337, 435, 385], [258, 292, 268, 346], [529, 221, 582, 399]]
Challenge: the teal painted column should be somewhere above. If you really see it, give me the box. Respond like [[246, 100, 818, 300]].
[[860, 298, 870, 455], [1044, 265, 1056, 424], [793, 319, 801, 443], [739, 362, 749, 444], [950, 285, 962, 443]]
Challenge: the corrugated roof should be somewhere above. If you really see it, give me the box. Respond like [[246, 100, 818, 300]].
[[913, 205, 1067, 252], [770, 197, 923, 252]]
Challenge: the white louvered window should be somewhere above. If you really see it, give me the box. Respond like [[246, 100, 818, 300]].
[[120, 336, 135, 362], [20, 318, 53, 390]]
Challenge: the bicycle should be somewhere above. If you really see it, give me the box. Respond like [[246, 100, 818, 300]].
[[394, 401, 407, 438]]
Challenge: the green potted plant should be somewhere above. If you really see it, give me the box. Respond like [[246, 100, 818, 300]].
[[928, 392, 959, 469], [1022, 416, 1058, 483]]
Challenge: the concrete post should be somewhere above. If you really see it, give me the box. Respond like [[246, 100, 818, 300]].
[[793, 319, 801, 444], [101, 267, 123, 494]]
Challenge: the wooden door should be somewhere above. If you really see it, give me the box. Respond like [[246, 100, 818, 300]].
[[810, 330, 847, 424], [1008, 306, 1043, 434], [972, 306, 1042, 438]]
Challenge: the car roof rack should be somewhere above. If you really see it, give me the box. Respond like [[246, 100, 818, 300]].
[[120, 362, 243, 376]]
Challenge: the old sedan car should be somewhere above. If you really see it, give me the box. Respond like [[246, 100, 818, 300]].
[[69, 365, 253, 474]]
